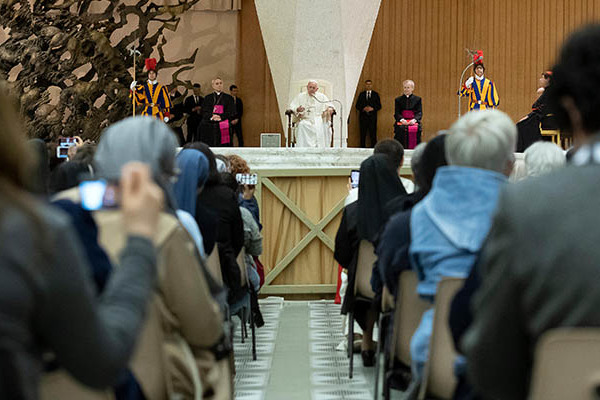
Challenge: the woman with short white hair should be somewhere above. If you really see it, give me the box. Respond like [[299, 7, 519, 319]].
[[409, 109, 516, 381], [524, 141, 566, 177]]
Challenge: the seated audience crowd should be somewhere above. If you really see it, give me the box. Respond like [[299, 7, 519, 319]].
[[0, 79, 263, 399], [335, 23, 596, 400]]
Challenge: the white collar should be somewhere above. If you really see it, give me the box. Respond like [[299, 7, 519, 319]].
[[405, 94, 412, 98], [215, 91, 222, 95], [475, 75, 485, 81], [148, 80, 158, 85]]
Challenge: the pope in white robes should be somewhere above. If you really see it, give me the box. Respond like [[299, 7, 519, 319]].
[[289, 80, 335, 147]]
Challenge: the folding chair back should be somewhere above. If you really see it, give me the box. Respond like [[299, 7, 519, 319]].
[[206, 248, 223, 286], [236, 248, 248, 288], [41, 372, 114, 400], [530, 328, 600, 400], [355, 240, 377, 300], [419, 277, 465, 400], [392, 270, 430, 367]]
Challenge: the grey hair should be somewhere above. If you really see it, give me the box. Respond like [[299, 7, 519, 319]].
[[509, 159, 527, 182], [446, 109, 517, 173], [403, 79, 415, 87], [410, 142, 427, 174], [307, 80, 319, 86], [524, 141, 566, 177]]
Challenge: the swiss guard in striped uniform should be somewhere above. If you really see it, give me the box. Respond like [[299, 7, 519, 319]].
[[130, 58, 172, 121], [459, 51, 499, 111]]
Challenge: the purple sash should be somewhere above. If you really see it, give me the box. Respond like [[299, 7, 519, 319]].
[[213, 105, 230, 145], [401, 110, 419, 149]]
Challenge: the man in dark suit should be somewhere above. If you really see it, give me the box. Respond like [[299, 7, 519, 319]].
[[230, 84, 244, 147], [184, 83, 203, 143], [167, 85, 185, 146], [355, 79, 381, 148], [200, 77, 235, 147], [463, 24, 600, 400], [394, 80, 423, 149]]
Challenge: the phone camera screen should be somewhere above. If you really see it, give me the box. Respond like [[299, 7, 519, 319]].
[[79, 180, 107, 211]]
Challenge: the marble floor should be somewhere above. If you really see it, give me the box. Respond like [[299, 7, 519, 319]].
[[233, 299, 407, 400]]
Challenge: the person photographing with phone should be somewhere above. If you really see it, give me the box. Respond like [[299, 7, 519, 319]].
[[0, 77, 166, 398]]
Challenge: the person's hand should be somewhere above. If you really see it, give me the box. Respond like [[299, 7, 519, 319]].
[[193, 106, 201, 113], [347, 177, 352, 192], [130, 81, 138, 90], [296, 106, 305, 113], [231, 118, 239, 125], [211, 114, 222, 122], [242, 184, 255, 200], [400, 119, 408, 126], [409, 119, 417, 126], [73, 136, 84, 147], [67, 145, 78, 160], [121, 162, 164, 240], [465, 77, 474, 88], [327, 107, 335, 116]]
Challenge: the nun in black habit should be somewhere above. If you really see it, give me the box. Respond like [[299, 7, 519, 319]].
[[334, 153, 407, 365]]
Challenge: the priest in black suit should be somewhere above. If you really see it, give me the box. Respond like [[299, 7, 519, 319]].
[[394, 80, 423, 149], [355, 79, 382, 147], [200, 77, 235, 147], [184, 83, 204, 143], [230, 84, 244, 147]]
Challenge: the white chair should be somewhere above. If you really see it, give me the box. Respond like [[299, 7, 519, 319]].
[[286, 78, 334, 147]]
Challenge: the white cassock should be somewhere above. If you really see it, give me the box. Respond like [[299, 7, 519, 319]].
[[289, 91, 333, 148]]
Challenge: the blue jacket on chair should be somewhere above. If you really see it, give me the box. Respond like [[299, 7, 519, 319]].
[[408, 166, 507, 378]]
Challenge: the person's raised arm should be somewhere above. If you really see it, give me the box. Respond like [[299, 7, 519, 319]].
[[36, 163, 163, 389]]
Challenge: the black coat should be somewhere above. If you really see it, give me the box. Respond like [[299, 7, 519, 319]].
[[169, 91, 185, 122], [394, 94, 422, 122], [232, 97, 243, 121], [355, 90, 382, 120], [334, 202, 360, 315], [197, 181, 245, 303], [184, 95, 204, 122]]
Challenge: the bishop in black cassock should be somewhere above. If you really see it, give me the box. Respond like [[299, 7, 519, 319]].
[[394, 81, 423, 149], [200, 78, 235, 147]]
